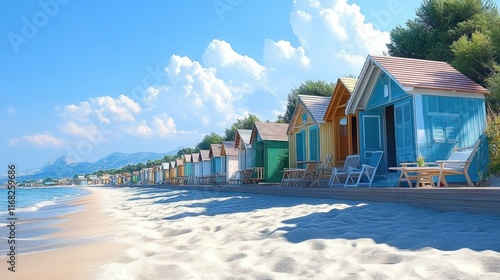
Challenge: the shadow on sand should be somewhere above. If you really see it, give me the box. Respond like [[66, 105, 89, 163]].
[[121, 186, 500, 252]]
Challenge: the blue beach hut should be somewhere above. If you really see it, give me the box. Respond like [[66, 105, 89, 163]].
[[346, 55, 489, 185]]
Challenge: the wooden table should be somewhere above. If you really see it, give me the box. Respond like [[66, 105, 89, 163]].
[[389, 166, 446, 188]]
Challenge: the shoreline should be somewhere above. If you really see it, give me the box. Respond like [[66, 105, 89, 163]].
[[0, 187, 127, 280]]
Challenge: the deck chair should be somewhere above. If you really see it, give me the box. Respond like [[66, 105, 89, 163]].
[[344, 151, 383, 188], [328, 154, 360, 187], [433, 140, 481, 187]]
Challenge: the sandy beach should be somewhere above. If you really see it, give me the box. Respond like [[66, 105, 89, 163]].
[[0, 187, 127, 280], [2, 186, 500, 279]]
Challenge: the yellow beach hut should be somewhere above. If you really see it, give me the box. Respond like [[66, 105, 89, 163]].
[[287, 95, 333, 169]]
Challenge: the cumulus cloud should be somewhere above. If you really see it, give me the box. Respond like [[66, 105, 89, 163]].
[[288, 0, 390, 78], [60, 92, 178, 142], [54, 0, 392, 149], [60, 121, 105, 143], [152, 113, 176, 137], [10, 132, 65, 148], [202, 39, 267, 91], [165, 54, 239, 120], [62, 94, 141, 124]]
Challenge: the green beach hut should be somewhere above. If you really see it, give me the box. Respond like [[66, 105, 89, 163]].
[[249, 122, 289, 183]]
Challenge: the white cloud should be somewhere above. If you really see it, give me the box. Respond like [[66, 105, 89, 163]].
[[54, 1, 392, 151], [7, 107, 17, 114], [144, 86, 160, 102], [60, 121, 105, 143], [202, 39, 267, 89], [63, 94, 141, 124], [130, 120, 152, 137], [288, 0, 390, 78], [165, 54, 239, 120], [10, 132, 65, 148], [152, 113, 176, 137]]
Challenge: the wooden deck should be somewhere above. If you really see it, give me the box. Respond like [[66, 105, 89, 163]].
[[162, 184, 500, 216]]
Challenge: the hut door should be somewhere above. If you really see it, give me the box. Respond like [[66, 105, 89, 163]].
[[360, 110, 385, 173]]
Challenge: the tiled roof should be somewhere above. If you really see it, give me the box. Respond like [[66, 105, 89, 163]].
[[183, 153, 192, 163], [162, 162, 170, 169], [324, 77, 357, 121], [191, 153, 200, 163], [221, 141, 238, 156], [371, 55, 489, 94], [251, 122, 289, 143], [209, 144, 222, 157], [234, 129, 252, 147], [287, 95, 331, 134], [299, 95, 331, 122], [339, 77, 357, 93], [175, 158, 184, 166], [199, 150, 210, 161]]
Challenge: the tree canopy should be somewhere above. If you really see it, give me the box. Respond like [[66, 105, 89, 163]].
[[196, 132, 223, 150], [387, 0, 500, 111], [223, 113, 260, 141], [283, 80, 335, 123]]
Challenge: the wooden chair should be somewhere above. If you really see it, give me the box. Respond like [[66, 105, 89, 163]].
[[344, 151, 383, 188], [328, 154, 361, 187], [435, 140, 481, 186]]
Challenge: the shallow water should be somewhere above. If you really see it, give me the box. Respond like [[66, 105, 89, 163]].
[[0, 186, 89, 254]]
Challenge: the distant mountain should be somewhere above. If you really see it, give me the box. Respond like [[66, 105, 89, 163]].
[[4, 147, 182, 183]]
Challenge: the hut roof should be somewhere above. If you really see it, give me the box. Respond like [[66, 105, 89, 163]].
[[346, 55, 488, 114], [324, 77, 357, 121], [199, 150, 210, 161], [221, 141, 238, 156], [209, 144, 222, 158], [250, 122, 288, 144], [191, 153, 200, 163], [287, 95, 331, 134], [234, 129, 252, 148]]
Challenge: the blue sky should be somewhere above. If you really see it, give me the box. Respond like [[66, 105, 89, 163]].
[[1, 0, 430, 173]]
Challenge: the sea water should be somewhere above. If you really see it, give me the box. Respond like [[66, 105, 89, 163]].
[[0, 186, 90, 254]]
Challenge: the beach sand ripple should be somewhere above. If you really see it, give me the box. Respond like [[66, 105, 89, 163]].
[[88, 186, 500, 280]]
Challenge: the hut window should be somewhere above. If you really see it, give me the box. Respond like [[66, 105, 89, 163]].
[[431, 116, 457, 143], [302, 113, 307, 124], [384, 84, 389, 97]]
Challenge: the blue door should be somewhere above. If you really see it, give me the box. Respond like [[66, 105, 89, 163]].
[[360, 110, 384, 172]]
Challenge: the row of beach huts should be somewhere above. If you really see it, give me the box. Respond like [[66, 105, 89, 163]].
[[114, 54, 491, 187]]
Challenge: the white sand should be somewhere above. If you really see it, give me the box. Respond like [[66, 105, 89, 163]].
[[91, 186, 500, 280]]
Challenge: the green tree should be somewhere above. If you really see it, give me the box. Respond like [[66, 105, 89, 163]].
[[388, 0, 500, 112], [387, 0, 489, 62], [283, 80, 335, 123], [176, 147, 198, 157], [451, 31, 495, 84], [196, 132, 223, 150], [223, 113, 260, 141]]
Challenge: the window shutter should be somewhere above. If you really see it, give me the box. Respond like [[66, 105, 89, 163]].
[[296, 131, 304, 162], [445, 117, 457, 142], [309, 126, 319, 161], [395, 102, 412, 149], [432, 117, 445, 143]]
